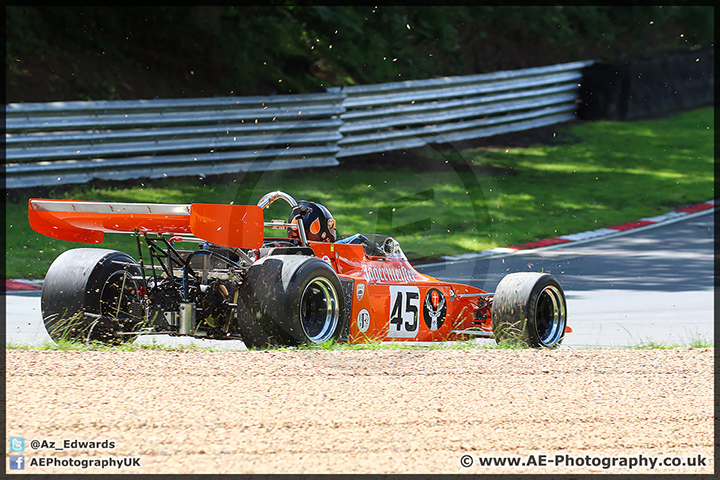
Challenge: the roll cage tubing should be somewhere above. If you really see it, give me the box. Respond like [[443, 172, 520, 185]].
[[256, 190, 308, 247]]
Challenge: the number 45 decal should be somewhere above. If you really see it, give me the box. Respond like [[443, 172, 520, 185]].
[[387, 286, 420, 338]]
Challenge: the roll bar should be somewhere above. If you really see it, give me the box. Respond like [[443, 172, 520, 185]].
[[256, 191, 307, 247], [256, 191, 298, 209]]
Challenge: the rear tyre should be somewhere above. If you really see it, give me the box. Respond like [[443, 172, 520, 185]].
[[41, 248, 144, 344], [491, 272, 567, 348], [236, 255, 345, 348]]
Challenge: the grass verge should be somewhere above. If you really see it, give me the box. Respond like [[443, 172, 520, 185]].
[[5, 339, 221, 352], [6, 338, 712, 352], [5, 107, 713, 279]]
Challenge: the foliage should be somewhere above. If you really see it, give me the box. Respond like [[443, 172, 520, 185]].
[[5, 6, 713, 101]]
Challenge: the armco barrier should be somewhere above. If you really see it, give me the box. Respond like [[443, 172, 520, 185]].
[[5, 93, 346, 188], [331, 60, 593, 157], [5, 61, 592, 188]]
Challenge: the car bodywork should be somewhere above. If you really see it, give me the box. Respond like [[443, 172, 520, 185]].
[[28, 191, 569, 347]]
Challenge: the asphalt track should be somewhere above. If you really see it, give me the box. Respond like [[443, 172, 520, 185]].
[[417, 206, 715, 347], [4, 205, 714, 349]]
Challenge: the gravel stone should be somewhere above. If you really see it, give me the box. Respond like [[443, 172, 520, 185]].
[[5, 348, 714, 474]]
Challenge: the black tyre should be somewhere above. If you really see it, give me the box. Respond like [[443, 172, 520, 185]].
[[236, 255, 345, 348], [491, 272, 567, 348], [41, 248, 145, 344]]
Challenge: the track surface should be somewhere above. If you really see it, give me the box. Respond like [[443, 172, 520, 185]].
[[418, 209, 714, 347], [5, 348, 713, 474]]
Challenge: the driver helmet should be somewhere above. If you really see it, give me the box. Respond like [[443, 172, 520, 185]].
[[288, 200, 337, 243]]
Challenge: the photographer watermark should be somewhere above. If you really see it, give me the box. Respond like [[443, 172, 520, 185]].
[[459, 452, 709, 470], [13, 455, 141, 470], [8, 436, 141, 471]]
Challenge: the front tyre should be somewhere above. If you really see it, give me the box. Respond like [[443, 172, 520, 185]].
[[491, 272, 567, 348], [236, 255, 346, 348]]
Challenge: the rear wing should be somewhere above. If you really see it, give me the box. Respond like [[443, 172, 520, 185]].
[[28, 199, 264, 249]]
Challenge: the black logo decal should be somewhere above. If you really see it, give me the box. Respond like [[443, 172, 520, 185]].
[[423, 288, 446, 331]]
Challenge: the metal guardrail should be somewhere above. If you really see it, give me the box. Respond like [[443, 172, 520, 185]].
[[330, 60, 593, 157], [5, 93, 347, 188], [5, 61, 593, 188]]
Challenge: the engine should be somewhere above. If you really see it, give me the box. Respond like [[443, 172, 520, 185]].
[[140, 242, 250, 339]]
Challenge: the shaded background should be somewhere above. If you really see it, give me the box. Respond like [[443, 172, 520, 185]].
[[5, 5, 714, 103]]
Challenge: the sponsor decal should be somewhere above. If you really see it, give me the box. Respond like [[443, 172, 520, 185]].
[[362, 264, 416, 283], [356, 282, 365, 302], [357, 308, 370, 333], [423, 288, 447, 331]]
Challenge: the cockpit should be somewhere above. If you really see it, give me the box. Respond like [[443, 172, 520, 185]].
[[257, 190, 405, 259]]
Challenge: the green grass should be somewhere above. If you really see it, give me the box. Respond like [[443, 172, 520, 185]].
[[7, 337, 712, 352], [4, 338, 494, 352], [5, 107, 714, 279], [250, 338, 518, 351], [630, 340, 714, 350], [628, 334, 714, 350], [5, 338, 221, 352]]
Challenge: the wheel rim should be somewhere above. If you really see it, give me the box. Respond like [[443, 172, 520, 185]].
[[534, 285, 565, 346], [299, 277, 340, 343], [99, 270, 142, 325]]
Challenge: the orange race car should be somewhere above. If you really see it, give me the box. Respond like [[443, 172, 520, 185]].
[[28, 191, 569, 348]]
